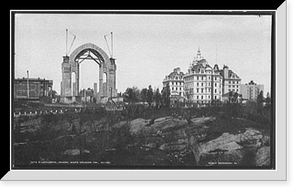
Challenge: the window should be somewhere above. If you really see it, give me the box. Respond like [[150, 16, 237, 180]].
[[215, 89, 217, 93], [215, 96, 217, 99], [197, 82, 199, 86], [197, 88, 199, 93], [172, 87, 174, 90], [201, 88, 204, 93], [201, 95, 203, 99], [229, 89, 231, 91], [197, 95, 199, 99], [197, 76, 199, 80], [215, 83, 217, 87], [229, 81, 231, 84], [201, 83, 204, 87], [208, 95, 210, 99]]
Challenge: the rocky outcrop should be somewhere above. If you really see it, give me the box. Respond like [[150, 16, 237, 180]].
[[63, 149, 90, 156], [127, 116, 215, 152], [255, 146, 270, 166], [129, 118, 150, 135], [14, 113, 271, 167], [190, 128, 271, 166]]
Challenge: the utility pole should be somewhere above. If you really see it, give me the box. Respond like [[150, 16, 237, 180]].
[[111, 32, 113, 58], [66, 29, 68, 56], [27, 70, 29, 98], [215, 47, 218, 64]]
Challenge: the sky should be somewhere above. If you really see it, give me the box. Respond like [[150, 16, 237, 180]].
[[13, 12, 272, 95]]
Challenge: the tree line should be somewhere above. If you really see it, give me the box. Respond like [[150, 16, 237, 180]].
[[122, 84, 171, 108]]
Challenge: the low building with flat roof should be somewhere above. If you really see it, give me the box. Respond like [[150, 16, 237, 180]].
[[14, 77, 53, 100]]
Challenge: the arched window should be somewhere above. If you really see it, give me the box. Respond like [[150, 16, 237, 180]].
[[103, 72, 107, 83], [71, 72, 76, 96]]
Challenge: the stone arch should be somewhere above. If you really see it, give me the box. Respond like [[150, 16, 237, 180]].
[[61, 43, 117, 103]]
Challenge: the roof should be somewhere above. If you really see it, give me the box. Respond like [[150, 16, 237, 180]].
[[218, 69, 241, 80], [14, 78, 53, 83], [166, 70, 185, 80]]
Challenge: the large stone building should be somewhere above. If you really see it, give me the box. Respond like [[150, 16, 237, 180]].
[[14, 77, 53, 100], [163, 48, 243, 105], [163, 67, 185, 102], [183, 49, 223, 104], [240, 80, 264, 101]]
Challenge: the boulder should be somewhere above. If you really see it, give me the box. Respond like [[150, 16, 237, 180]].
[[144, 143, 157, 149], [191, 117, 215, 125], [190, 128, 269, 166], [63, 149, 90, 156], [151, 117, 187, 132], [255, 146, 270, 166], [199, 133, 241, 152], [261, 135, 270, 146], [129, 118, 150, 135], [112, 121, 128, 129], [237, 128, 265, 148], [159, 143, 187, 151]]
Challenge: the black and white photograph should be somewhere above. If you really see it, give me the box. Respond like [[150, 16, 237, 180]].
[[10, 10, 278, 175]]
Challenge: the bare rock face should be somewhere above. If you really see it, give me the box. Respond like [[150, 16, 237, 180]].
[[192, 134, 244, 165], [128, 116, 215, 152], [255, 146, 270, 166], [191, 128, 270, 166], [63, 149, 90, 156], [239, 128, 264, 146], [129, 118, 150, 135]]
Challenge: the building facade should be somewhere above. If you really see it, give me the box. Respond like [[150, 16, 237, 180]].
[[240, 80, 264, 101], [14, 78, 53, 100], [162, 48, 243, 105], [163, 67, 185, 102], [183, 49, 223, 104], [218, 65, 242, 95]]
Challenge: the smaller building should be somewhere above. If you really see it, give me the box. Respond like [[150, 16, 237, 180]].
[[163, 67, 185, 103], [218, 65, 242, 95], [14, 77, 53, 100], [240, 80, 264, 101]]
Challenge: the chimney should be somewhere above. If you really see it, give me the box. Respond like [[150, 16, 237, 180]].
[[223, 65, 228, 79]]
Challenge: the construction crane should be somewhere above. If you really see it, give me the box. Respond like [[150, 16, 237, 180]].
[[104, 32, 113, 58], [65, 29, 77, 56]]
